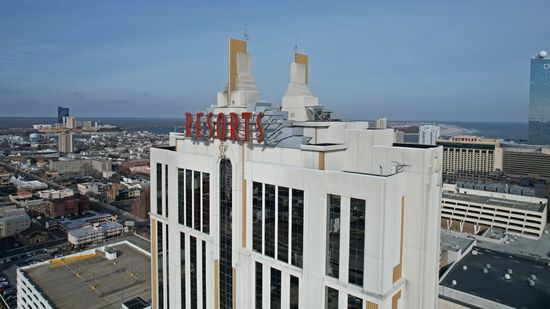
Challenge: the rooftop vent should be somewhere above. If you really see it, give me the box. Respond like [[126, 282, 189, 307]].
[[531, 274, 537, 281], [451, 280, 457, 286], [504, 274, 511, 280], [507, 269, 513, 275], [462, 265, 468, 271], [483, 268, 488, 274], [528, 279, 536, 286], [486, 263, 492, 269]]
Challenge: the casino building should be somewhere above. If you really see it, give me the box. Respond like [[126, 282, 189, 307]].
[[150, 38, 443, 309]]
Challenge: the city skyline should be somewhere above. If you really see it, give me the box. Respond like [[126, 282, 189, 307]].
[[0, 0, 548, 121]]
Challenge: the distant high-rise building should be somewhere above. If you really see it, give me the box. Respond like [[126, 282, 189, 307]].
[[58, 132, 74, 153], [528, 51, 550, 145], [375, 117, 387, 129], [57, 106, 69, 124], [66, 116, 76, 129], [419, 124, 440, 145]]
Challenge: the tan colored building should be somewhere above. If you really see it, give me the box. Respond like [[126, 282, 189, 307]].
[[0, 206, 30, 238], [437, 135, 503, 181]]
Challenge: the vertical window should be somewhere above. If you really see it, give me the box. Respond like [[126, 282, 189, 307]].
[[202, 241, 207, 309], [166, 227, 170, 309], [178, 168, 185, 225], [277, 186, 289, 263], [349, 198, 365, 286], [156, 163, 162, 215], [290, 275, 299, 309], [157, 221, 164, 308], [325, 287, 338, 309], [190, 236, 197, 309], [252, 182, 263, 253], [202, 173, 210, 233], [255, 262, 262, 309], [194, 171, 201, 230], [165, 165, 169, 216], [326, 194, 341, 278], [348, 295, 362, 309], [264, 184, 276, 258], [270, 268, 281, 309], [291, 189, 304, 268], [219, 159, 233, 309], [186, 170, 192, 228], [180, 232, 186, 309]]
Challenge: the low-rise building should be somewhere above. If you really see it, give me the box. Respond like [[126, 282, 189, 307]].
[[49, 159, 91, 173], [46, 211, 114, 232], [68, 221, 126, 246], [441, 183, 547, 239], [0, 205, 30, 238], [17, 241, 151, 309], [77, 182, 107, 195], [37, 188, 74, 199]]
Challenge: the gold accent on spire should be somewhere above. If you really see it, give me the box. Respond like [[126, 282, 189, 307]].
[[228, 38, 247, 102], [294, 53, 308, 84]]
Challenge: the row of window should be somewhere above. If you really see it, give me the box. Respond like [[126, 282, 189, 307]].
[[252, 182, 304, 268], [177, 168, 210, 234], [325, 286, 364, 309], [255, 262, 299, 309], [326, 194, 366, 287]]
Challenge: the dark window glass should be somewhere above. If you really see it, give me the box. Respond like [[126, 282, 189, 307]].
[[190, 236, 197, 309], [186, 170, 193, 228], [157, 221, 163, 308], [255, 262, 262, 309], [325, 286, 338, 309], [270, 268, 281, 309], [277, 187, 289, 263], [219, 159, 233, 309], [156, 163, 162, 215], [291, 189, 304, 268], [166, 227, 170, 309], [178, 168, 185, 225], [348, 295, 362, 309], [194, 171, 201, 230], [326, 194, 341, 278], [202, 173, 210, 233], [202, 241, 207, 309], [165, 165, 169, 216], [349, 198, 365, 286], [180, 232, 186, 308], [264, 184, 276, 258], [252, 182, 263, 253], [290, 275, 299, 309]]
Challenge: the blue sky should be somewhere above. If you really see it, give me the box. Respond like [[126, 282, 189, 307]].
[[0, 0, 547, 121]]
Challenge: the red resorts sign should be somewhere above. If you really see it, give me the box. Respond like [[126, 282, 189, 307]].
[[185, 112, 264, 143]]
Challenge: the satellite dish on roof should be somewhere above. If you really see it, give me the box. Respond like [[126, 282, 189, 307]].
[[539, 50, 548, 58]]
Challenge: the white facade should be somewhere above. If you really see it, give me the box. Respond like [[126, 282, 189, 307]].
[[419, 124, 440, 145], [375, 117, 387, 129], [150, 38, 443, 309]]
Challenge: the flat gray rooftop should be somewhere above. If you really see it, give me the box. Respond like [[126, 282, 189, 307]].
[[22, 243, 150, 309], [442, 191, 546, 213], [441, 246, 550, 309], [441, 230, 475, 253]]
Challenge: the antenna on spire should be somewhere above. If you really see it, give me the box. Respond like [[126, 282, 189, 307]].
[[294, 35, 298, 53], [244, 24, 249, 41]]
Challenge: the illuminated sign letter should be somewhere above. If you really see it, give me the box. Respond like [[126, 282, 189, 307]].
[[206, 112, 214, 139], [216, 113, 227, 141], [185, 112, 193, 137], [229, 113, 239, 141], [256, 112, 264, 143], [241, 112, 252, 142], [195, 112, 204, 138]]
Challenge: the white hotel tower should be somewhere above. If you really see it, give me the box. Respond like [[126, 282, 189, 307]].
[[150, 38, 443, 309]]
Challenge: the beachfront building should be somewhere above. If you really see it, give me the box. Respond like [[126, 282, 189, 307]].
[[150, 38, 443, 309], [528, 51, 550, 145], [418, 124, 440, 145], [437, 136, 503, 181]]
